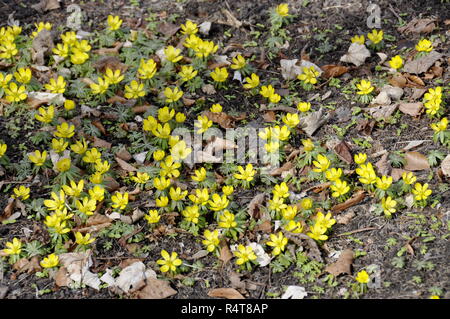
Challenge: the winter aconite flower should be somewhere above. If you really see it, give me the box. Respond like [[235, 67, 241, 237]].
[[275, 3, 289, 17], [3, 238, 22, 256], [138, 58, 157, 80], [202, 229, 220, 252], [367, 29, 383, 44], [44, 76, 66, 94], [40, 253, 59, 268], [107, 15, 123, 31], [415, 39, 433, 52], [412, 183, 432, 201], [356, 79, 374, 95], [330, 179, 350, 198], [234, 164, 256, 182], [218, 210, 236, 228], [297, 101, 311, 112], [266, 232, 288, 256], [90, 77, 109, 95], [111, 192, 129, 210], [178, 65, 198, 82], [180, 20, 198, 35], [5, 82, 27, 102], [164, 87, 183, 103], [230, 54, 246, 70], [124, 80, 145, 99], [389, 55, 403, 70], [312, 154, 331, 173], [354, 153, 367, 165], [14, 68, 32, 84], [355, 270, 370, 284], [351, 35, 365, 44], [55, 122, 75, 138], [75, 232, 95, 246], [234, 244, 257, 266], [28, 150, 47, 166], [194, 115, 213, 134], [157, 250, 183, 273], [145, 209, 160, 224], [12, 186, 30, 201], [297, 66, 319, 85], [381, 196, 397, 217], [243, 73, 260, 89], [210, 67, 228, 83], [164, 46, 183, 63], [35, 105, 55, 124]]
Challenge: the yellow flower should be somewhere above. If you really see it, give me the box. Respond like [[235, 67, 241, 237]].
[[429, 295, 440, 299], [367, 29, 383, 44], [188, 188, 209, 206], [35, 105, 55, 124], [282, 113, 300, 128], [264, 141, 279, 153], [389, 55, 403, 70], [182, 205, 200, 224], [243, 73, 260, 89], [3, 238, 22, 255], [94, 159, 110, 174], [56, 158, 71, 173], [210, 67, 228, 82], [415, 39, 433, 52], [268, 92, 281, 104], [354, 153, 367, 165], [40, 254, 59, 268], [312, 154, 331, 172], [104, 68, 124, 85], [70, 48, 89, 65], [53, 43, 70, 58], [145, 209, 160, 224], [131, 172, 150, 184], [376, 175, 392, 191], [268, 196, 287, 212], [356, 79, 374, 95], [5, 82, 27, 102], [75, 232, 95, 245], [430, 117, 448, 133], [209, 194, 230, 212], [160, 155, 181, 178], [356, 163, 377, 185], [301, 198, 313, 210], [297, 101, 311, 112], [76, 197, 97, 216], [210, 103, 222, 113], [83, 148, 102, 164], [156, 196, 169, 208], [307, 223, 328, 241], [32, 22, 52, 38], [138, 58, 157, 80], [153, 150, 165, 161], [381, 196, 397, 217], [55, 122, 75, 138], [14, 68, 32, 84], [351, 35, 365, 44], [193, 39, 218, 59], [194, 115, 213, 134], [412, 183, 432, 201], [222, 185, 234, 196], [0, 41, 18, 60], [152, 123, 172, 139], [28, 150, 47, 166], [44, 190, 66, 211], [124, 80, 146, 99], [62, 180, 84, 198], [272, 125, 290, 141], [234, 163, 256, 182], [164, 46, 183, 63], [71, 138, 89, 155], [180, 20, 198, 35], [64, 99, 75, 111], [51, 138, 68, 152], [169, 187, 188, 201], [302, 139, 314, 152], [89, 185, 105, 202], [298, 66, 320, 85], [260, 85, 275, 98], [111, 192, 129, 210], [176, 112, 186, 123], [183, 34, 201, 49], [234, 245, 257, 265], [60, 31, 77, 46], [178, 65, 198, 82], [331, 179, 350, 198], [267, 232, 288, 256], [202, 229, 220, 252], [0, 72, 12, 88], [355, 270, 370, 284], [273, 182, 289, 198], [157, 250, 183, 273], [107, 15, 123, 31], [284, 220, 303, 233], [192, 167, 207, 182], [281, 205, 297, 220], [164, 87, 183, 103], [315, 211, 336, 229], [231, 54, 246, 70], [12, 185, 30, 200], [44, 76, 66, 94], [402, 172, 416, 185], [153, 176, 171, 191], [325, 168, 343, 182], [275, 3, 289, 17]]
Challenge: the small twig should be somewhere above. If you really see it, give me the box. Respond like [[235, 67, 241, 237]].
[[336, 226, 379, 237]]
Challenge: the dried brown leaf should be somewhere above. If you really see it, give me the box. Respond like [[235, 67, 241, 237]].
[[137, 278, 177, 299], [399, 102, 423, 117], [115, 156, 137, 172], [331, 191, 366, 213], [440, 154, 450, 177], [403, 51, 443, 74], [325, 249, 354, 276], [404, 151, 430, 171], [269, 161, 294, 176], [321, 65, 349, 78], [208, 288, 245, 299], [398, 18, 436, 34], [248, 193, 266, 219], [333, 141, 353, 164]]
